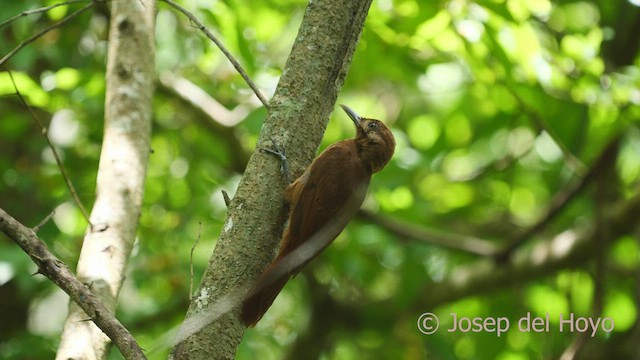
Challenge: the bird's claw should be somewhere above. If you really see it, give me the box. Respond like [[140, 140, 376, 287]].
[[260, 137, 291, 184]]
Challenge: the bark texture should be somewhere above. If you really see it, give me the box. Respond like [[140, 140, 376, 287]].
[[0, 209, 146, 360], [56, 1, 156, 359], [171, 0, 373, 358]]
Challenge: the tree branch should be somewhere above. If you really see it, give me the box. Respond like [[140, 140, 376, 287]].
[[0, 208, 146, 360], [0, 0, 91, 30], [0, 2, 96, 68], [32, 209, 56, 233], [6, 70, 92, 225], [170, 0, 374, 358], [423, 183, 640, 308], [160, 0, 269, 108], [158, 72, 258, 127], [357, 210, 498, 256], [156, 72, 251, 173], [283, 186, 640, 358]]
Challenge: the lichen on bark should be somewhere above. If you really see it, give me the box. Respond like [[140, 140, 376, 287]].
[[171, 0, 373, 358]]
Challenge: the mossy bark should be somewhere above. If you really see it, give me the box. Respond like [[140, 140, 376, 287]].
[[171, 0, 373, 358]]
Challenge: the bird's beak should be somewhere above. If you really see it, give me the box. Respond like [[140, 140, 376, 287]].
[[339, 104, 364, 131]]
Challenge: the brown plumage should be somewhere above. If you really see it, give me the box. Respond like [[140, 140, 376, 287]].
[[240, 104, 396, 327]]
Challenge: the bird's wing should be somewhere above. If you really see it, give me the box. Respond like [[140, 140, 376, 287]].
[[242, 141, 372, 326], [277, 140, 370, 263]]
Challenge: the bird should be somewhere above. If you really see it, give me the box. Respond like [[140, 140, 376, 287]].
[[240, 104, 396, 327]]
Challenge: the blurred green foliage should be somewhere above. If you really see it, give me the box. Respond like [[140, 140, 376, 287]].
[[0, 0, 639, 359]]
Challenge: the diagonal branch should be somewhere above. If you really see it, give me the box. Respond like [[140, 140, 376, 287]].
[[424, 183, 640, 308], [6, 70, 91, 224], [0, 208, 146, 360], [0, 2, 96, 68], [160, 0, 269, 108], [158, 72, 258, 128], [0, 0, 91, 30], [357, 210, 498, 256], [157, 72, 252, 172]]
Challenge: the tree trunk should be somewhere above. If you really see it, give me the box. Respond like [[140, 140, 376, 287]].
[[56, 1, 156, 359], [170, 0, 373, 358]]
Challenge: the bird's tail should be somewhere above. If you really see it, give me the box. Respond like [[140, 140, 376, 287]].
[[240, 259, 291, 327]]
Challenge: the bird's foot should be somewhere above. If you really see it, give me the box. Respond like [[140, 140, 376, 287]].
[[260, 137, 291, 184]]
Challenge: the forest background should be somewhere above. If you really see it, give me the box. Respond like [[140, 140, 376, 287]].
[[1, 0, 639, 359]]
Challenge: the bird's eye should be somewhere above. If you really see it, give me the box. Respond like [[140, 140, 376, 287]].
[[367, 122, 378, 130]]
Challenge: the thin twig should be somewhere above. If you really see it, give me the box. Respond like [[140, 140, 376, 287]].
[[0, 208, 147, 360], [6, 70, 92, 224], [0, 0, 91, 30], [160, 0, 269, 109], [190, 222, 202, 300], [221, 190, 231, 207], [0, 2, 95, 68], [33, 210, 56, 233]]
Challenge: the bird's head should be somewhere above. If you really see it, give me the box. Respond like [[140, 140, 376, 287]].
[[340, 104, 396, 173]]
